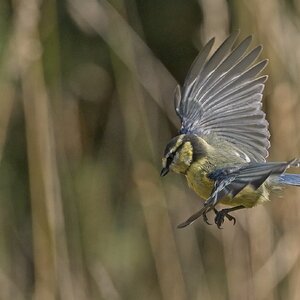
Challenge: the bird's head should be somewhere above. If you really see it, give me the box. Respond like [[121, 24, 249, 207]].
[[161, 134, 207, 176]]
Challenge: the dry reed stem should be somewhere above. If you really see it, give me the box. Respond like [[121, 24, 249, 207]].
[[11, 0, 74, 298]]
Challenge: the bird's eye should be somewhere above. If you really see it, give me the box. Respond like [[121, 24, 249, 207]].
[[167, 152, 175, 165]]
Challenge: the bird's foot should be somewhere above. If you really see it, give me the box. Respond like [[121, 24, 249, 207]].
[[202, 212, 211, 225], [214, 208, 236, 229]]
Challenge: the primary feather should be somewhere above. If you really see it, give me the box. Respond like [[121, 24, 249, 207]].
[[175, 32, 270, 162]]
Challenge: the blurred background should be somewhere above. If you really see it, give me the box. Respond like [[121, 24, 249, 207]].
[[1, 0, 300, 299]]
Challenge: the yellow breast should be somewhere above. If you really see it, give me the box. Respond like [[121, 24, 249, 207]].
[[186, 159, 214, 200], [186, 160, 270, 208]]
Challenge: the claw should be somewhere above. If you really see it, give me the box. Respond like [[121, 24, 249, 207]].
[[203, 213, 211, 225], [226, 214, 236, 225], [214, 209, 237, 228], [215, 213, 224, 229]]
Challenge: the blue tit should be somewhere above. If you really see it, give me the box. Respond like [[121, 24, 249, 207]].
[[160, 32, 300, 229]]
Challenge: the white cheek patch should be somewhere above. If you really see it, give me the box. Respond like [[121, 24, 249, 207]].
[[173, 151, 192, 166], [172, 152, 180, 165], [184, 156, 192, 165], [162, 158, 167, 168]]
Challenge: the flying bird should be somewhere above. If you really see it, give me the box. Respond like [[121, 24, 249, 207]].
[[160, 32, 300, 228]]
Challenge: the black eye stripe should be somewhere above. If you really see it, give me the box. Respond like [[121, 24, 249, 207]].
[[166, 153, 174, 166], [176, 143, 184, 153], [166, 156, 173, 165], [166, 143, 184, 166]]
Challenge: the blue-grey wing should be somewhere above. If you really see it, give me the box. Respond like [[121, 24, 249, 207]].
[[175, 32, 270, 162], [208, 159, 300, 204]]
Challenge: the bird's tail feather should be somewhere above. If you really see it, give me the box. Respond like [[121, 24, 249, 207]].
[[277, 174, 300, 186]]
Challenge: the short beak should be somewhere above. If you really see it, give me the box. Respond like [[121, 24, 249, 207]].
[[160, 167, 169, 177]]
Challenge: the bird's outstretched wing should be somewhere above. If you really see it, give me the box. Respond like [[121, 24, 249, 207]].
[[175, 32, 270, 162], [177, 159, 300, 228]]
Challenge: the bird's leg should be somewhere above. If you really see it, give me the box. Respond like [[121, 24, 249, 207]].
[[177, 204, 214, 228], [214, 205, 245, 229], [202, 205, 216, 225]]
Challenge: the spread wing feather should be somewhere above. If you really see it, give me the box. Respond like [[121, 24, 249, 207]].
[[176, 32, 270, 162]]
